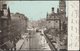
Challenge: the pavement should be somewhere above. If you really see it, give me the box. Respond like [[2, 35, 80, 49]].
[[16, 39, 24, 50], [16, 33, 29, 50], [16, 31, 51, 51], [20, 38, 29, 50], [39, 33, 51, 50]]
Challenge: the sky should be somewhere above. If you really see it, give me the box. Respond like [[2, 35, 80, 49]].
[[7, 1, 59, 21]]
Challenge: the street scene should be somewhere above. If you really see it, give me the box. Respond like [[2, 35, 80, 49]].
[[0, 0, 67, 51], [20, 31, 51, 51], [0, 0, 70, 51]]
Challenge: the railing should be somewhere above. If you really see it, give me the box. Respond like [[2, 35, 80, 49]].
[[43, 33, 57, 51]]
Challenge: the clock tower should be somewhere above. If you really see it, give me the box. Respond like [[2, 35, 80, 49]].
[[59, 0, 67, 40], [59, 0, 66, 24], [59, 0, 66, 13]]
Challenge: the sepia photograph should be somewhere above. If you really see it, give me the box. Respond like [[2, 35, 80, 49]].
[[0, 0, 79, 51]]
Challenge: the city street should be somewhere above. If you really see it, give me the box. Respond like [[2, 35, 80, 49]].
[[0, 0, 68, 51], [20, 31, 51, 51]]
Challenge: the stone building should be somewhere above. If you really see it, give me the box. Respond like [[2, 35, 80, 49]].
[[10, 12, 28, 39], [46, 0, 67, 37], [45, 0, 67, 50], [7, 12, 28, 50], [0, 4, 11, 50], [46, 7, 60, 32]]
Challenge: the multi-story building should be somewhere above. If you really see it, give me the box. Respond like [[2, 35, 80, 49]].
[[8, 12, 28, 51], [46, 8, 58, 28], [45, 0, 67, 51], [46, 0, 67, 36], [0, 3, 11, 50], [10, 12, 28, 39], [46, 7, 60, 36]]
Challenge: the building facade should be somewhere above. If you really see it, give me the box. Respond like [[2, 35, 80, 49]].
[[46, 0, 67, 36], [10, 12, 28, 39], [46, 7, 60, 35], [0, 3, 11, 50], [45, 0, 67, 50]]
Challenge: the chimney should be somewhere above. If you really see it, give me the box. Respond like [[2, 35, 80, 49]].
[[52, 7, 54, 12]]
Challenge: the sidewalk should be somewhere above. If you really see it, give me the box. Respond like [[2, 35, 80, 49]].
[[38, 33, 51, 50], [41, 35, 51, 50], [20, 38, 29, 50], [16, 39, 24, 50]]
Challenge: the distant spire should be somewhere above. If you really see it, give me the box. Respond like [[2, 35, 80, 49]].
[[52, 7, 54, 12], [46, 12, 48, 18]]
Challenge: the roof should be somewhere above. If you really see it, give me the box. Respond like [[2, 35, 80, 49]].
[[47, 12, 59, 20]]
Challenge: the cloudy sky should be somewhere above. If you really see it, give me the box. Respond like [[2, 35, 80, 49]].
[[7, 1, 59, 21]]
